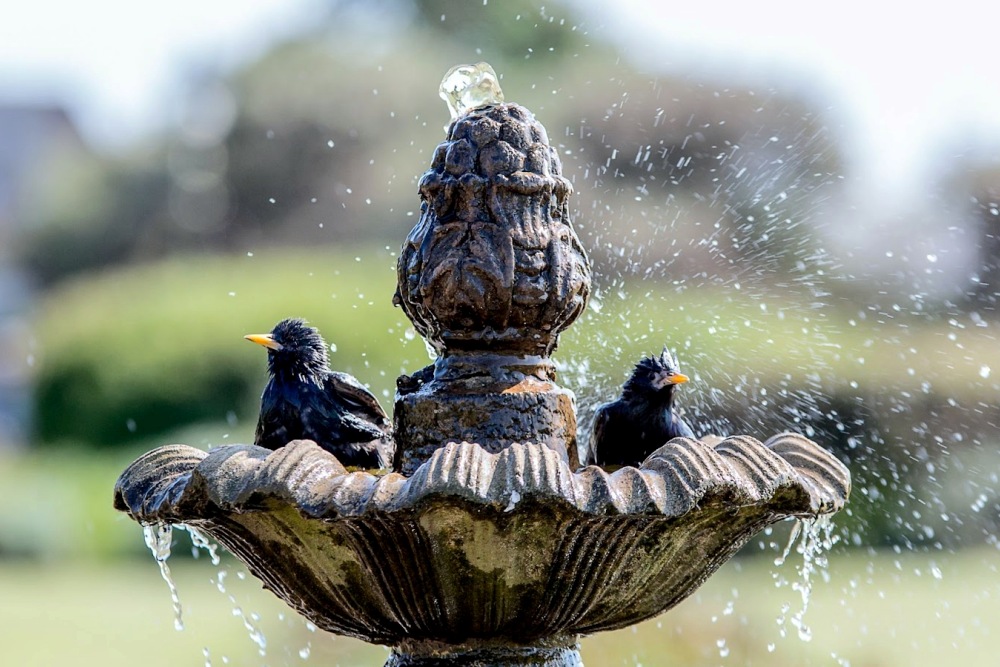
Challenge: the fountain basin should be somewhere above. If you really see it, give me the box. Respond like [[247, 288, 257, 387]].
[[114, 433, 849, 657]]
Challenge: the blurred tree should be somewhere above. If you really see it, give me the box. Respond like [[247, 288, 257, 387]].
[[12, 0, 844, 291], [17, 151, 170, 286], [553, 70, 844, 280], [217, 37, 445, 248], [407, 0, 582, 65]]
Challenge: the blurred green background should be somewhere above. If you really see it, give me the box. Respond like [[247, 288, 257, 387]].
[[2, 0, 1000, 665]]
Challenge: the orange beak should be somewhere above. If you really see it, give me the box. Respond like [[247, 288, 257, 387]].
[[244, 333, 282, 351]]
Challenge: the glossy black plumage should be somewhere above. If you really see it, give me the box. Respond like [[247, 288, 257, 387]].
[[589, 348, 694, 467], [246, 318, 393, 468]]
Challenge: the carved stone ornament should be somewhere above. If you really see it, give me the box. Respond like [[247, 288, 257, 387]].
[[394, 101, 590, 359]]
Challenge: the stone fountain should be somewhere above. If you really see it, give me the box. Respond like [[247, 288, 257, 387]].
[[114, 63, 850, 666]]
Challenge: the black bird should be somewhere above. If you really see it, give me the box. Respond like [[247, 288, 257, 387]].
[[245, 318, 393, 468], [589, 348, 694, 467]]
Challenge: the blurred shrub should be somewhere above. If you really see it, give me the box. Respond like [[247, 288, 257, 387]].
[[33, 248, 427, 449], [35, 246, 854, 449]]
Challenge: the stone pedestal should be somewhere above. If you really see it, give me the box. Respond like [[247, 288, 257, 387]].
[[386, 641, 582, 667], [394, 353, 579, 475]]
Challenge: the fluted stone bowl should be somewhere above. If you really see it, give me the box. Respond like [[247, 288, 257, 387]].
[[114, 433, 849, 655]]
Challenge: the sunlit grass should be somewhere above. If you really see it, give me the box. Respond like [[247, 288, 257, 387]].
[[1, 546, 995, 666]]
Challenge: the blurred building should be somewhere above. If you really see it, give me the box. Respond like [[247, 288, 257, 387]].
[[0, 104, 86, 449]]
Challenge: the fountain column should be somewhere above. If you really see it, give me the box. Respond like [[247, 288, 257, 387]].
[[393, 63, 590, 475]]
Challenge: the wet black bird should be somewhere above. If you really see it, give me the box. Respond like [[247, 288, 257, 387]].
[[589, 348, 694, 467], [245, 318, 393, 468]]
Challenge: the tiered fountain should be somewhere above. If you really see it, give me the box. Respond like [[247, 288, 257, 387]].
[[114, 63, 850, 667]]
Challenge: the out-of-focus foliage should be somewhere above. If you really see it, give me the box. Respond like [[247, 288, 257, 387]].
[[16, 151, 169, 285], [12, 0, 844, 290], [32, 248, 420, 448], [548, 69, 844, 279], [0, 447, 139, 559], [409, 0, 583, 65]]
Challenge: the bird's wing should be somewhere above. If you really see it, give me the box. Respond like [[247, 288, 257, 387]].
[[254, 404, 293, 449], [588, 405, 611, 465], [325, 372, 390, 424], [335, 410, 390, 442]]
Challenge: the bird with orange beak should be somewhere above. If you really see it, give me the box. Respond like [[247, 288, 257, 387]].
[[589, 347, 694, 467], [245, 318, 393, 469]]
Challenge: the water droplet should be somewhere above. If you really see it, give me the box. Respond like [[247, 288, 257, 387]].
[[181, 524, 221, 565], [504, 489, 521, 512]]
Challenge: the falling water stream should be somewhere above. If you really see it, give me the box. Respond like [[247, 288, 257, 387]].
[[773, 515, 840, 645], [185, 523, 221, 565], [142, 523, 185, 631], [184, 525, 269, 658], [142, 522, 275, 663]]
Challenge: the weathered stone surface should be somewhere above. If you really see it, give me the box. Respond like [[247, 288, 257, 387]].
[[387, 641, 582, 667], [114, 434, 849, 650], [394, 103, 590, 358], [391, 100, 590, 476], [394, 354, 580, 474]]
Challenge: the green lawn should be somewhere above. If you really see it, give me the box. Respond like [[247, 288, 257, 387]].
[[1, 545, 996, 666]]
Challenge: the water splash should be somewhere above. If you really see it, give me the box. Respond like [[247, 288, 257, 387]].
[[773, 515, 839, 642], [773, 519, 803, 568], [148, 523, 270, 656], [185, 527, 269, 655], [143, 523, 184, 631], [439, 62, 504, 121]]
